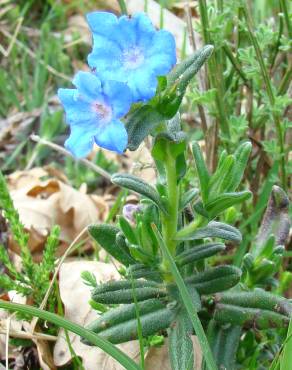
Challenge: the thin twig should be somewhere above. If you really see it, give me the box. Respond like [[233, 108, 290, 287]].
[[0, 27, 71, 82], [0, 16, 23, 57], [5, 316, 10, 370], [0, 327, 57, 341], [184, 2, 196, 50], [222, 42, 249, 85], [29, 135, 112, 180], [30, 227, 89, 334], [0, 4, 14, 22]]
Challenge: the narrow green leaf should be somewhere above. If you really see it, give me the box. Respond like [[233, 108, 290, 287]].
[[86, 302, 177, 344], [126, 105, 164, 151], [226, 142, 252, 192], [208, 155, 235, 194], [91, 279, 166, 304], [215, 289, 292, 316], [161, 45, 214, 117], [185, 265, 241, 294], [86, 299, 165, 334], [207, 321, 241, 370], [205, 191, 252, 218], [118, 216, 138, 245], [214, 303, 289, 329], [112, 173, 167, 213], [127, 264, 162, 282], [151, 224, 218, 370], [169, 309, 194, 370], [179, 188, 199, 210], [167, 45, 214, 85], [176, 243, 225, 267], [88, 224, 134, 266], [192, 142, 210, 204], [176, 221, 242, 244]]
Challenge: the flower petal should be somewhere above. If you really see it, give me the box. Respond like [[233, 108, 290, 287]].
[[72, 72, 102, 101], [95, 119, 128, 153], [143, 31, 176, 76], [86, 11, 118, 36], [128, 69, 157, 102], [146, 52, 176, 76], [103, 80, 132, 118], [117, 15, 137, 47], [87, 11, 135, 50], [147, 30, 176, 55], [88, 45, 122, 74], [134, 13, 155, 49], [58, 88, 96, 125], [58, 88, 77, 107], [65, 126, 95, 158]]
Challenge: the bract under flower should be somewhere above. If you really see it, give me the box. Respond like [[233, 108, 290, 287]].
[[87, 12, 176, 102], [58, 71, 132, 158]]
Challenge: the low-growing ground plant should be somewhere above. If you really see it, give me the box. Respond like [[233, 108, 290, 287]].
[[0, 1, 291, 370]]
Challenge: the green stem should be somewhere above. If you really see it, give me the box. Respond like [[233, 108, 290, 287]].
[[242, 4, 287, 190], [117, 0, 128, 15], [0, 301, 141, 370], [152, 225, 217, 370], [198, 0, 230, 139], [269, 13, 284, 69], [278, 65, 292, 96], [222, 43, 249, 85], [161, 144, 179, 277], [279, 0, 292, 39]]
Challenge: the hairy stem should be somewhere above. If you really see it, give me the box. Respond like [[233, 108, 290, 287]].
[[161, 143, 179, 278]]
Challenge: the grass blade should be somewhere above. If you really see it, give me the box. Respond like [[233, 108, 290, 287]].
[[0, 300, 141, 370], [151, 224, 217, 370]]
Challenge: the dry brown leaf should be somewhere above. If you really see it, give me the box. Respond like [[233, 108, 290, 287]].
[[0, 291, 26, 360], [7, 168, 108, 257], [7, 168, 49, 190], [33, 336, 56, 370], [53, 260, 123, 368]]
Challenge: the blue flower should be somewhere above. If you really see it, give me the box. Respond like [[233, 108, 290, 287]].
[[58, 71, 132, 158], [86, 12, 176, 102]]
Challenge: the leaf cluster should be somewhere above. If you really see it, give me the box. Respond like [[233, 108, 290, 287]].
[[0, 171, 59, 309]]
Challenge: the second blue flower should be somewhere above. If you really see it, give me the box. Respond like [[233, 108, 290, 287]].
[[87, 12, 177, 103]]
